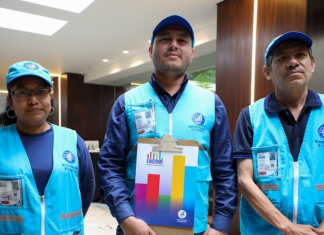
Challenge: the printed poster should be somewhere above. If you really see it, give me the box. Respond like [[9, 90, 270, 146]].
[[134, 141, 198, 228]]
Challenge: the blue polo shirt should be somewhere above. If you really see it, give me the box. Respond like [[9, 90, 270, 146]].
[[99, 74, 237, 234], [233, 90, 323, 161]]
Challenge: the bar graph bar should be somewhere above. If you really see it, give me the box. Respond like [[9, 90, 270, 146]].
[[146, 174, 160, 215], [134, 184, 147, 217], [170, 155, 185, 214], [182, 166, 197, 221]]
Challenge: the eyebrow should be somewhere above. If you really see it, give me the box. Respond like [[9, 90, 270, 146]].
[[14, 84, 47, 90], [156, 32, 190, 38]]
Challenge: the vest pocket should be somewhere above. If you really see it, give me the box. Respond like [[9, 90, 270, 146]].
[[311, 201, 324, 227], [60, 224, 83, 235], [60, 209, 83, 234], [0, 214, 24, 234], [252, 145, 280, 180]]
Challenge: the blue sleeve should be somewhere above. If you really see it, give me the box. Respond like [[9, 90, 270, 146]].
[[233, 107, 253, 159], [210, 94, 238, 234], [98, 94, 134, 224], [77, 135, 95, 217]]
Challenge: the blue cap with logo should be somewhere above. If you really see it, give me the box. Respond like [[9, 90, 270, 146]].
[[264, 31, 313, 64], [151, 15, 195, 48], [6, 61, 52, 88]]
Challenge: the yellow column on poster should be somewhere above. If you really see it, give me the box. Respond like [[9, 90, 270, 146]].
[[170, 155, 185, 210]]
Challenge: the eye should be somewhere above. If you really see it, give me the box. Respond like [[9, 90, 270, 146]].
[[178, 39, 187, 43], [17, 90, 28, 95], [35, 89, 47, 96], [276, 56, 285, 62]]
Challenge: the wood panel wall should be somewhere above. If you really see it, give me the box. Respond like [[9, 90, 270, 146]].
[[254, 0, 307, 101], [216, 0, 254, 136], [216, 1, 254, 233], [307, 0, 324, 93], [53, 73, 124, 147]]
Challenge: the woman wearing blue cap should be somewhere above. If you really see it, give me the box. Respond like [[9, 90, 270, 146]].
[[0, 61, 95, 235]]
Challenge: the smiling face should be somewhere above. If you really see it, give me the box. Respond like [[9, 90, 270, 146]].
[[7, 76, 52, 131], [263, 40, 316, 93], [149, 25, 195, 77]]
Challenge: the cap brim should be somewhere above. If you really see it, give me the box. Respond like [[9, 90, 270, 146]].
[[265, 31, 313, 63], [7, 74, 53, 87], [151, 15, 195, 47]]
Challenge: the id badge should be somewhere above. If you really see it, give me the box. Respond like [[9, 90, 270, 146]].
[[257, 151, 278, 176], [0, 179, 23, 206], [132, 102, 156, 135]]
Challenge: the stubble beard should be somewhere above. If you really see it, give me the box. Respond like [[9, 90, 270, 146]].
[[152, 53, 191, 77]]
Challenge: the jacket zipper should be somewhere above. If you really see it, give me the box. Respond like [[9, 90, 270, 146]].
[[41, 195, 45, 235], [293, 162, 299, 224], [168, 113, 172, 135]]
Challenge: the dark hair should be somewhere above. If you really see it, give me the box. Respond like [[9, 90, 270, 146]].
[[265, 42, 314, 72], [0, 104, 17, 127], [0, 82, 16, 127]]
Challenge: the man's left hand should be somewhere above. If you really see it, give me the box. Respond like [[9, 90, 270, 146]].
[[203, 227, 227, 235]]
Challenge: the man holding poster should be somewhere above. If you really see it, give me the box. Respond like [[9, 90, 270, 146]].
[[99, 15, 237, 235]]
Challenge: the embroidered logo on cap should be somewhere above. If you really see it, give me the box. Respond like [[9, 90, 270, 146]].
[[24, 63, 39, 70], [191, 113, 205, 126], [62, 151, 76, 164]]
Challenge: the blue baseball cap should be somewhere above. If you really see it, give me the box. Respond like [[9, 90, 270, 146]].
[[6, 61, 52, 88], [151, 15, 195, 47], [264, 31, 313, 64]]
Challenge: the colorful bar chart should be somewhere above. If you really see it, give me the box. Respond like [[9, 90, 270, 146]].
[[134, 151, 197, 228]]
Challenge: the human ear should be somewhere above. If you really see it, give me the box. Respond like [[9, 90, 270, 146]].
[[263, 65, 271, 81], [149, 45, 153, 60]]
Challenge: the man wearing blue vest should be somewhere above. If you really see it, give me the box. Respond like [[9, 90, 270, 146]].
[[99, 15, 237, 235], [234, 31, 324, 235]]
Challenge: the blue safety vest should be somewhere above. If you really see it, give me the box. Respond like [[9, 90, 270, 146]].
[[240, 95, 324, 235], [124, 82, 215, 233], [0, 124, 83, 235]]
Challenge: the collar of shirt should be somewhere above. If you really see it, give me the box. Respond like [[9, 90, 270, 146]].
[[149, 73, 189, 97], [264, 90, 323, 113], [149, 74, 189, 113]]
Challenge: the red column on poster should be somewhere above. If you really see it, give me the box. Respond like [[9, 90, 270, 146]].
[[146, 174, 160, 215]]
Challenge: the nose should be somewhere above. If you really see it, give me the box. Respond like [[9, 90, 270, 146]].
[[169, 39, 179, 50], [287, 56, 300, 68], [27, 92, 39, 104]]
